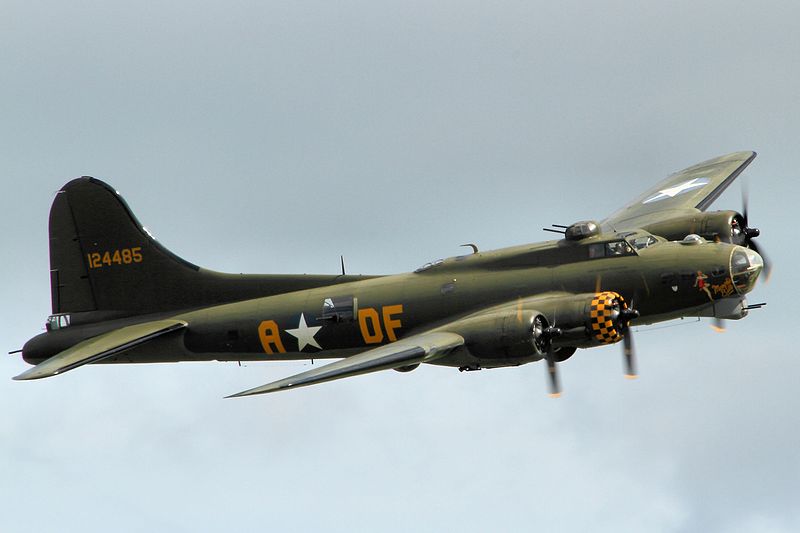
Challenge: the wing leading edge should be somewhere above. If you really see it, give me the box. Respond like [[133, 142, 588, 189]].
[[226, 331, 464, 398], [601, 151, 756, 232]]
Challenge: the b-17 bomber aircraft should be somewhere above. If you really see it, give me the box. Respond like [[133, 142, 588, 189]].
[[13, 152, 769, 397]]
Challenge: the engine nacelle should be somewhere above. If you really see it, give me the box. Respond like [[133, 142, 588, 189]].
[[456, 309, 550, 359], [449, 292, 637, 360], [536, 291, 636, 349], [641, 210, 745, 244]]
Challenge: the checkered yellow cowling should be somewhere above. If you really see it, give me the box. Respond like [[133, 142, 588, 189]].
[[589, 291, 627, 344]]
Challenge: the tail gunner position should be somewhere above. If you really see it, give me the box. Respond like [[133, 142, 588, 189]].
[[13, 152, 768, 397]]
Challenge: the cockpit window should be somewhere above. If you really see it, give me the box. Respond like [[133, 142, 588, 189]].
[[414, 259, 444, 273], [607, 241, 635, 256], [589, 240, 637, 259], [629, 236, 658, 250]]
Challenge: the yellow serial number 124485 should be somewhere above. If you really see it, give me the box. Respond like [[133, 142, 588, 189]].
[[87, 247, 143, 269]]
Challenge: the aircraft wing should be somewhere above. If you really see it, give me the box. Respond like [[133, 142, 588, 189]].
[[13, 319, 187, 380], [601, 151, 756, 232], [226, 331, 464, 398]]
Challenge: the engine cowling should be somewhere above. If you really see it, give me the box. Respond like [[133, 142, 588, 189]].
[[456, 309, 550, 359], [641, 210, 745, 244]]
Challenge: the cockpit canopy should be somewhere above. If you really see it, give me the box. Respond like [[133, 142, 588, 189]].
[[588, 240, 636, 258], [629, 235, 658, 250], [588, 233, 659, 258]]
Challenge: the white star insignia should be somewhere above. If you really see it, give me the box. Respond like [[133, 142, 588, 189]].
[[286, 313, 322, 351], [643, 177, 709, 204]]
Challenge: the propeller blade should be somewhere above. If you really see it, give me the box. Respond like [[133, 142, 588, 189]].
[[545, 348, 561, 397], [623, 332, 637, 379], [741, 183, 750, 227], [619, 298, 639, 379], [711, 317, 726, 333], [739, 183, 770, 281]]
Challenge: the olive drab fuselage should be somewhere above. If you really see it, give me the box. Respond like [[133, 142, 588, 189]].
[[22, 232, 757, 370]]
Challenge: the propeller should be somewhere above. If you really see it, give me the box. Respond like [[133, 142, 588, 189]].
[[545, 347, 561, 397], [542, 325, 563, 397], [738, 186, 772, 280], [622, 331, 637, 378], [710, 317, 726, 333], [542, 295, 639, 395], [618, 305, 640, 379]]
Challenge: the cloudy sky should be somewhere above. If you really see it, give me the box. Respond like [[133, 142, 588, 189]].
[[1, 1, 798, 531]]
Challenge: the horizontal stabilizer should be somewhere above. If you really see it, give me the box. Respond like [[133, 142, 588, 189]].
[[227, 331, 464, 398], [14, 319, 187, 380]]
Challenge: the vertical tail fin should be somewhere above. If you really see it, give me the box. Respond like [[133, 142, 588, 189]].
[[49, 178, 202, 315]]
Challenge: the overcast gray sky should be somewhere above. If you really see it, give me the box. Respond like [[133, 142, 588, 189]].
[[2, 1, 798, 532]]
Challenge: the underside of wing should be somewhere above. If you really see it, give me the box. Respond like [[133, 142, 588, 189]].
[[227, 331, 464, 397], [13, 319, 187, 380], [601, 151, 756, 232]]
